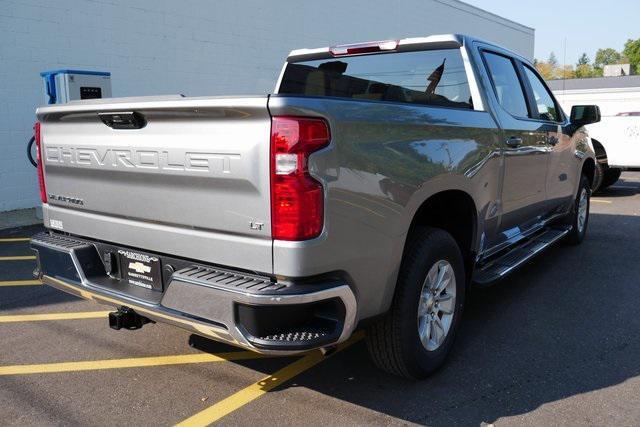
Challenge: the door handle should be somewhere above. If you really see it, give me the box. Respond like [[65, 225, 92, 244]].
[[505, 136, 522, 148]]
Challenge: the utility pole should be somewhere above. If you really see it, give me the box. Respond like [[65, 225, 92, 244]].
[[563, 37, 567, 93]]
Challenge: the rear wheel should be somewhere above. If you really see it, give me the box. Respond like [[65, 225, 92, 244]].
[[366, 227, 465, 379], [565, 174, 591, 245]]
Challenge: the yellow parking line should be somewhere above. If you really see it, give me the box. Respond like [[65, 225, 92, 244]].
[[591, 199, 612, 204], [0, 237, 30, 242], [0, 351, 264, 376], [176, 332, 365, 426], [0, 311, 110, 323], [0, 279, 42, 287], [0, 255, 36, 261]]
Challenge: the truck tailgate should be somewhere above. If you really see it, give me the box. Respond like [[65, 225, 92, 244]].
[[36, 96, 273, 271]]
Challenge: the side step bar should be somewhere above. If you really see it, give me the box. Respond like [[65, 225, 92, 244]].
[[473, 227, 571, 286]]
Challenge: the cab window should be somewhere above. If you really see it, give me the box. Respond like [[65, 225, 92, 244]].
[[523, 65, 562, 122], [279, 49, 473, 109], [482, 52, 529, 118]]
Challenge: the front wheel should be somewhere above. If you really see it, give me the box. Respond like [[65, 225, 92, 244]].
[[366, 227, 465, 379], [565, 174, 591, 245]]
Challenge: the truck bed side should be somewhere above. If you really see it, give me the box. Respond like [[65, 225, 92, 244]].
[[268, 95, 501, 318]]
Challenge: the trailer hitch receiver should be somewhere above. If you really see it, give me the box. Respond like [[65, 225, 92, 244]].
[[108, 306, 152, 330]]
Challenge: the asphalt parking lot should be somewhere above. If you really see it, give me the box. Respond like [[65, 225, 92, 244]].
[[2, 173, 640, 426]]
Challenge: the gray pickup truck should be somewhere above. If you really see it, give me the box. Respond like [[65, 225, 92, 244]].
[[32, 34, 600, 378]]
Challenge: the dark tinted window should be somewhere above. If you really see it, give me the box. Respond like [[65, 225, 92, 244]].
[[279, 49, 473, 109], [483, 52, 529, 118], [523, 65, 561, 121]]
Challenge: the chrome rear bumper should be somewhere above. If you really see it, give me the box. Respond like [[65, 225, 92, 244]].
[[31, 232, 357, 355]]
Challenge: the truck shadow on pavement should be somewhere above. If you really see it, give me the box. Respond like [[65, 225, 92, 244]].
[[595, 178, 640, 197], [0, 287, 78, 311], [269, 212, 640, 425]]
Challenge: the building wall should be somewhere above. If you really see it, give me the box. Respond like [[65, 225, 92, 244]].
[[0, 0, 534, 212]]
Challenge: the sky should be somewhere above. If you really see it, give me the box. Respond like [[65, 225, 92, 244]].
[[463, 0, 640, 65]]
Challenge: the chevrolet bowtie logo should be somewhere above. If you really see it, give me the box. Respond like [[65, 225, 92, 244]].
[[129, 262, 151, 274]]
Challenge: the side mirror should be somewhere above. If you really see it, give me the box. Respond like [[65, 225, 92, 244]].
[[570, 105, 601, 127]]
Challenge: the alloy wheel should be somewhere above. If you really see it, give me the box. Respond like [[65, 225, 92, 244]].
[[417, 260, 456, 351]]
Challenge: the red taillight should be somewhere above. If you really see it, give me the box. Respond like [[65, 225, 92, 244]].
[[270, 116, 330, 240], [34, 122, 47, 204]]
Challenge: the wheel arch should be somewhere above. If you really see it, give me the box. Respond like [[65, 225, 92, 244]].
[[403, 190, 478, 286], [590, 138, 608, 164]]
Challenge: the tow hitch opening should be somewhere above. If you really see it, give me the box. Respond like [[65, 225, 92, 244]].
[[108, 307, 153, 330]]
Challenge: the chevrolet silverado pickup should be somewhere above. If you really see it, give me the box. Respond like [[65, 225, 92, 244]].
[[32, 34, 600, 378]]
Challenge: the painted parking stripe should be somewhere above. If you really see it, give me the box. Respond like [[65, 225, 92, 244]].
[[0, 237, 31, 242], [0, 255, 36, 261], [0, 280, 42, 287], [176, 331, 365, 426], [0, 311, 110, 323], [0, 351, 264, 376], [591, 199, 613, 204]]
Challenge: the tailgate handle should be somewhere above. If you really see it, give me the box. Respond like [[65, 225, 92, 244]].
[[98, 112, 147, 130]]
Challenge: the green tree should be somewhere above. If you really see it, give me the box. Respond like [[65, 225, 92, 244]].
[[575, 64, 595, 78], [535, 61, 555, 80], [577, 53, 590, 66], [594, 48, 622, 68], [557, 64, 576, 80], [548, 52, 559, 67], [623, 38, 640, 70]]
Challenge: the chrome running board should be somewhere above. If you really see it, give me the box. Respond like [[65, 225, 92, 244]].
[[473, 226, 571, 286]]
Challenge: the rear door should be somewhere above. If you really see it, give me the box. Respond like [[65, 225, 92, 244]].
[[480, 50, 550, 248]]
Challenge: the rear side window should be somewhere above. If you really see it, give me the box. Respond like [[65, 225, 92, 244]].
[[523, 65, 562, 122], [483, 52, 529, 118], [279, 49, 473, 109]]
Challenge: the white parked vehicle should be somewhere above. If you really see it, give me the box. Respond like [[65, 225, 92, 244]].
[[550, 76, 640, 191], [581, 115, 640, 188]]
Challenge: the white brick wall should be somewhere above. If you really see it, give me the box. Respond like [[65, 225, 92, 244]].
[[0, 0, 534, 212]]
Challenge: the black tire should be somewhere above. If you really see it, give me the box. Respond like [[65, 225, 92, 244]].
[[592, 162, 604, 193], [600, 168, 622, 190], [366, 227, 465, 379], [27, 136, 37, 167], [565, 174, 591, 245]]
